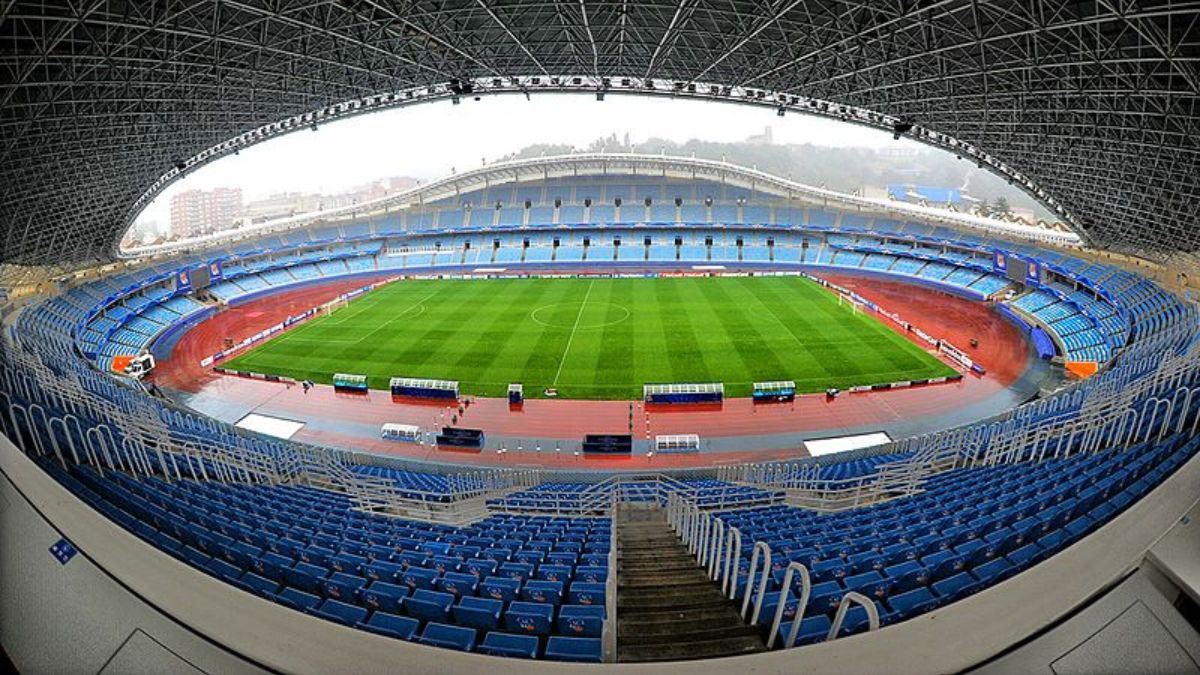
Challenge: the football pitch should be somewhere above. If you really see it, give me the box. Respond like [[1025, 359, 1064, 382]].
[[220, 275, 957, 399]]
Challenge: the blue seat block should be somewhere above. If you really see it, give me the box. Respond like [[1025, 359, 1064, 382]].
[[464, 558, 498, 578], [931, 572, 976, 602], [283, 562, 328, 595], [364, 560, 404, 584], [886, 587, 937, 622], [453, 596, 503, 632], [499, 562, 534, 581], [480, 576, 521, 603], [404, 589, 454, 623], [309, 599, 368, 627], [567, 582, 605, 606], [537, 564, 573, 582], [324, 572, 367, 601], [437, 571, 479, 598], [479, 631, 539, 659], [400, 566, 438, 591], [776, 615, 833, 647], [418, 622, 476, 652], [361, 581, 410, 614], [545, 636, 602, 663], [238, 571, 279, 597], [521, 579, 564, 605], [277, 587, 321, 611], [357, 611, 419, 641], [505, 601, 555, 635], [558, 604, 605, 637], [574, 565, 608, 583]]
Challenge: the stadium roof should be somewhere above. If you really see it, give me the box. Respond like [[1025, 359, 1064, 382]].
[[2, 1, 1198, 267]]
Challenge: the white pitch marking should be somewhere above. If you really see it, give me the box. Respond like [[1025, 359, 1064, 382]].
[[552, 279, 596, 386]]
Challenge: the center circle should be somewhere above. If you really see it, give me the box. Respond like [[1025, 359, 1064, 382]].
[[529, 302, 631, 330]]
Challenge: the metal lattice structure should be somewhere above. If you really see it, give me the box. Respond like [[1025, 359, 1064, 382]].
[[2, 1, 1198, 267]]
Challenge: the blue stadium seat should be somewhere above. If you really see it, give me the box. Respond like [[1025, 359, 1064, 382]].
[[481, 576, 521, 603], [361, 581, 409, 614], [505, 601, 554, 635], [277, 588, 321, 611], [324, 572, 367, 601], [358, 611, 420, 641], [237, 571, 279, 597], [479, 632, 539, 659], [776, 614, 833, 647], [437, 571, 479, 598], [545, 636, 602, 663], [418, 622, 476, 652], [557, 605, 605, 637], [567, 582, 605, 606], [521, 580, 564, 605], [453, 596, 503, 632], [309, 599, 368, 627], [283, 562, 329, 595], [404, 589, 454, 623], [885, 587, 937, 622]]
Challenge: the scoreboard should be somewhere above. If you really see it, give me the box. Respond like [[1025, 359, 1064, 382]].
[[994, 251, 1043, 288], [175, 261, 222, 291]]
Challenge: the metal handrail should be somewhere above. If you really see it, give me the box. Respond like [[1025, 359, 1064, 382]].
[[740, 540, 772, 626], [827, 592, 881, 641], [770, 562, 813, 649]]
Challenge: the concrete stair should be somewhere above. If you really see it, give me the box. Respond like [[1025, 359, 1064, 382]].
[[615, 505, 766, 662]]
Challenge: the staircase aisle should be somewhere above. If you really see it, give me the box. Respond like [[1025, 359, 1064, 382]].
[[615, 505, 766, 662]]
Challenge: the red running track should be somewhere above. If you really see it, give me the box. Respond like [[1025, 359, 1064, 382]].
[[155, 273, 1033, 469]]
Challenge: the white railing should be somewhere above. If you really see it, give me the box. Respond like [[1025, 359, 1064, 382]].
[[667, 490, 882, 650]]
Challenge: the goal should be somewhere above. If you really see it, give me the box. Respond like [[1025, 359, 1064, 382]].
[[837, 294, 863, 315], [321, 297, 349, 317]]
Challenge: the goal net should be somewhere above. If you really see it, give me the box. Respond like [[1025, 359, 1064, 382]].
[[322, 297, 349, 317], [837, 294, 862, 315]]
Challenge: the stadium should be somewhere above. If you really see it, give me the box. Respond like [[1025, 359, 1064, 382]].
[[1, 4, 1199, 674]]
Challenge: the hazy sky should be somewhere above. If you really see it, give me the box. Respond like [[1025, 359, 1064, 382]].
[[135, 93, 914, 228]]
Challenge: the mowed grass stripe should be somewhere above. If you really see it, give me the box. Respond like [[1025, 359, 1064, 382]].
[[222, 276, 958, 399]]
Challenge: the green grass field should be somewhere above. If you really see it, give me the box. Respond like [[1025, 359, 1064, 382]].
[[221, 276, 956, 399]]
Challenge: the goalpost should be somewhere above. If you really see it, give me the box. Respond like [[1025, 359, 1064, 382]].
[[837, 294, 862, 315], [321, 297, 349, 317]]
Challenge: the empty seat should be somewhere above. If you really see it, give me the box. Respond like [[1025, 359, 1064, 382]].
[[238, 571, 279, 597], [437, 571, 479, 598], [479, 631, 539, 659], [277, 587, 321, 611], [418, 622, 476, 652], [400, 567, 439, 591], [480, 576, 521, 603], [505, 601, 554, 635], [776, 614, 833, 647], [885, 587, 937, 622], [358, 611, 419, 641], [361, 581, 410, 614], [453, 596, 503, 632], [324, 572, 367, 601], [558, 605, 605, 637], [521, 580, 563, 605], [309, 599, 368, 627], [567, 581, 605, 606], [545, 636, 602, 663], [404, 589, 454, 623]]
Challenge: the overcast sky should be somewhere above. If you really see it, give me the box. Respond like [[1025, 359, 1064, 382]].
[[134, 93, 915, 228]]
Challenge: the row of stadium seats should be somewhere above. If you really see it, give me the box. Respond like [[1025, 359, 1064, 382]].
[[722, 433, 1199, 646], [75, 221, 1171, 377], [39, 460, 606, 661]]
